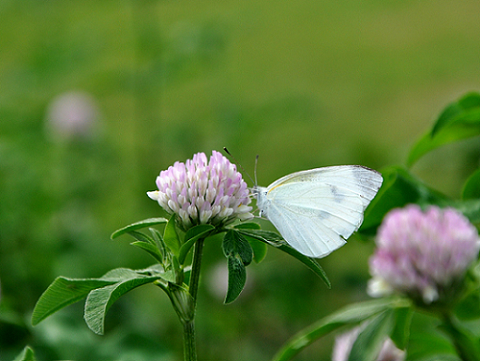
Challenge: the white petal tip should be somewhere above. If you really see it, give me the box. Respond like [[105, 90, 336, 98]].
[[367, 277, 393, 298], [147, 191, 159, 201]]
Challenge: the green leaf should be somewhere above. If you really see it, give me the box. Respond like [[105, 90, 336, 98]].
[[84, 269, 161, 335], [277, 244, 331, 288], [232, 224, 270, 262], [223, 230, 253, 266], [432, 92, 480, 135], [150, 227, 167, 262], [407, 92, 480, 166], [440, 315, 480, 361], [130, 241, 164, 263], [248, 238, 268, 263], [178, 224, 215, 264], [110, 217, 168, 239], [271, 298, 407, 361], [171, 254, 183, 284], [442, 198, 480, 224], [415, 356, 461, 361], [236, 227, 329, 285], [32, 277, 116, 326], [348, 310, 395, 361], [359, 166, 447, 234], [407, 311, 458, 360], [32, 267, 171, 330], [13, 346, 36, 361], [236, 233, 269, 263], [127, 230, 156, 245], [224, 255, 246, 304], [142, 265, 176, 284], [359, 185, 385, 236], [222, 230, 254, 303], [233, 222, 261, 230], [163, 214, 180, 256], [455, 289, 480, 321], [390, 305, 413, 350], [462, 168, 480, 200], [236, 228, 286, 247], [126, 230, 164, 262]]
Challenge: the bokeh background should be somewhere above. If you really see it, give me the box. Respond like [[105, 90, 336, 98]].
[[1, 0, 480, 360]]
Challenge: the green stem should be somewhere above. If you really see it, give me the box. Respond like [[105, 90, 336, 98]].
[[183, 238, 205, 361], [189, 238, 205, 302], [183, 321, 196, 361]]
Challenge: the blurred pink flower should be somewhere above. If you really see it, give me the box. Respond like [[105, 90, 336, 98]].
[[368, 205, 480, 304], [148, 151, 253, 230], [46, 91, 99, 140]]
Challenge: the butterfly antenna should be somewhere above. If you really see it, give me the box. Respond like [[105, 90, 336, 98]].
[[254, 154, 259, 187], [223, 147, 255, 185]]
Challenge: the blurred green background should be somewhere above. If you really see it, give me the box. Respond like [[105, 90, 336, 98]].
[[1, 0, 480, 360]]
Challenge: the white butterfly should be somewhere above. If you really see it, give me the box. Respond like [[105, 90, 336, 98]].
[[254, 165, 383, 258]]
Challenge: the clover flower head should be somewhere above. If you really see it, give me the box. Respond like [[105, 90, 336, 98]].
[[368, 205, 480, 304], [147, 151, 253, 230], [332, 326, 405, 361]]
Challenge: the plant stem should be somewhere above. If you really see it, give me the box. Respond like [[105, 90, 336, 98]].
[[189, 238, 205, 302], [183, 321, 196, 361], [183, 238, 205, 361]]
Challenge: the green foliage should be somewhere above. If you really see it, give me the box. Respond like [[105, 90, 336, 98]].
[[27, 90, 480, 360], [179, 224, 215, 264], [224, 256, 248, 304], [83, 269, 165, 335], [271, 298, 409, 361], [455, 288, 480, 321], [348, 310, 395, 361], [32, 218, 186, 335], [3, 1, 480, 358], [462, 169, 480, 200], [408, 92, 480, 167], [363, 92, 480, 229], [274, 245, 331, 289], [110, 218, 168, 239], [32, 267, 168, 335], [234, 224, 331, 288], [249, 239, 269, 264], [230, 223, 268, 263], [359, 165, 447, 234], [439, 316, 480, 361], [162, 215, 181, 257], [128, 230, 165, 263], [389, 306, 413, 350], [13, 346, 36, 361], [32, 277, 116, 326], [271, 91, 480, 361], [418, 356, 461, 361], [223, 230, 253, 266], [222, 230, 253, 303]]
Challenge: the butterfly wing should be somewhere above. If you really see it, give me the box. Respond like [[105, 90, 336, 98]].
[[263, 165, 383, 258]]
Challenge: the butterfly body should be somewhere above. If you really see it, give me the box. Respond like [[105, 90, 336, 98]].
[[254, 165, 383, 258]]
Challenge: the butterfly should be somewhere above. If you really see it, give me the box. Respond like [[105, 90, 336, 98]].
[[253, 165, 383, 258]]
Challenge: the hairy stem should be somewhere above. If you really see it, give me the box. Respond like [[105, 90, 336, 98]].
[[189, 238, 205, 302], [183, 321, 196, 361], [183, 238, 205, 361]]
